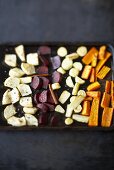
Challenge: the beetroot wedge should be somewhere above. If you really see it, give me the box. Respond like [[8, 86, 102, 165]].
[[51, 56, 61, 70], [37, 103, 48, 113], [36, 66, 48, 74], [38, 113, 48, 125], [50, 115, 58, 126], [39, 90, 48, 103], [41, 77, 50, 89], [34, 92, 40, 104], [45, 103, 55, 112], [31, 76, 42, 90], [38, 46, 51, 55], [39, 55, 49, 66], [52, 71, 62, 83]]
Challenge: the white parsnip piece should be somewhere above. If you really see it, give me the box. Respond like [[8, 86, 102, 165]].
[[74, 105, 82, 113], [5, 54, 17, 67], [17, 84, 32, 96], [57, 67, 66, 74], [57, 47, 67, 57], [20, 77, 32, 84], [66, 76, 74, 88], [65, 104, 73, 117], [23, 107, 37, 114], [25, 114, 38, 126], [62, 58, 73, 70], [20, 97, 33, 107], [52, 83, 61, 90], [4, 104, 16, 119], [2, 89, 11, 105], [66, 53, 79, 60], [77, 90, 86, 97], [59, 90, 70, 104], [69, 68, 79, 77], [10, 88, 20, 103], [15, 45, 25, 61], [72, 114, 89, 123], [27, 53, 39, 66], [4, 77, 20, 88], [69, 95, 85, 110], [73, 62, 83, 71], [55, 105, 65, 114], [9, 68, 25, 78], [21, 63, 35, 75], [65, 118, 73, 125], [75, 76, 85, 84], [77, 46, 87, 57], [70, 96, 78, 103], [72, 83, 80, 95], [7, 116, 26, 126]]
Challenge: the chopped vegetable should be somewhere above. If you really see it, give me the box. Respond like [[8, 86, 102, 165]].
[[21, 63, 35, 75], [72, 114, 89, 123], [69, 95, 85, 110], [73, 62, 83, 71], [57, 47, 67, 57], [9, 68, 25, 78], [97, 66, 111, 79], [59, 90, 70, 104], [52, 71, 62, 83], [52, 83, 61, 90], [98, 45, 106, 60], [66, 76, 74, 88], [72, 83, 80, 95], [5, 54, 17, 67], [4, 77, 20, 88], [27, 53, 39, 66], [111, 81, 114, 108], [91, 54, 97, 67], [15, 45, 25, 62], [77, 46, 87, 57], [65, 118, 73, 125], [55, 105, 65, 114], [70, 96, 78, 103], [36, 66, 48, 74], [81, 65, 92, 79], [20, 97, 33, 107], [96, 51, 111, 73], [101, 107, 113, 127], [101, 92, 111, 108], [86, 91, 101, 98], [10, 88, 20, 103], [84, 96, 93, 101], [90, 68, 95, 83], [20, 77, 32, 84], [7, 116, 26, 127], [23, 107, 38, 114], [65, 104, 73, 117], [105, 81, 111, 94], [57, 67, 66, 74], [51, 56, 61, 69], [66, 53, 79, 60], [75, 76, 85, 84], [77, 90, 86, 97], [62, 58, 73, 70], [82, 47, 98, 65], [17, 84, 32, 96], [69, 68, 79, 77], [81, 101, 90, 116], [2, 89, 11, 105], [87, 81, 101, 91], [88, 97, 100, 126], [4, 104, 16, 119], [25, 114, 38, 126], [74, 105, 82, 113]]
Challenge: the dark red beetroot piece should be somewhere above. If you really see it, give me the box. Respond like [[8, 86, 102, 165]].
[[38, 46, 51, 55], [38, 113, 48, 125], [39, 90, 48, 103], [52, 71, 62, 83], [39, 55, 49, 66], [45, 103, 55, 112], [31, 76, 42, 90], [50, 115, 58, 126], [41, 77, 50, 89], [34, 92, 40, 104], [47, 91, 55, 104], [36, 66, 48, 74], [51, 56, 61, 70], [37, 103, 48, 113]]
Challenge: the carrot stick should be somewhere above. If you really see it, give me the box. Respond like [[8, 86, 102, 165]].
[[98, 45, 106, 60], [84, 96, 93, 101], [91, 54, 97, 67], [86, 91, 101, 98], [90, 68, 95, 83], [97, 66, 111, 79], [81, 65, 92, 79], [88, 97, 100, 126], [105, 81, 111, 94], [111, 81, 114, 108], [101, 92, 111, 108], [82, 47, 98, 65], [101, 107, 113, 127], [87, 81, 101, 91], [81, 101, 90, 116]]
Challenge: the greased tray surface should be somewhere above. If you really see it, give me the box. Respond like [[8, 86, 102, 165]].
[[0, 42, 113, 130]]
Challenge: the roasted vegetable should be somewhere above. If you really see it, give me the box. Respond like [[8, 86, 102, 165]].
[[87, 82, 101, 91], [101, 107, 113, 127]]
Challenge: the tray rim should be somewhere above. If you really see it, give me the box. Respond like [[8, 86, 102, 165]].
[[0, 41, 114, 131]]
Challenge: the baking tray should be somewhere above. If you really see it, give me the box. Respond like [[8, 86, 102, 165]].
[[0, 42, 114, 131]]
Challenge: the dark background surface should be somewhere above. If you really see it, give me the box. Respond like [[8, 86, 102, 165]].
[[0, 0, 114, 170]]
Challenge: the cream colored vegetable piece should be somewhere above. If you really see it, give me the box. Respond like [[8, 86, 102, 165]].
[[27, 53, 39, 66], [52, 83, 61, 90], [23, 107, 38, 114], [69, 95, 85, 110], [57, 47, 67, 57], [10, 88, 20, 103], [57, 67, 66, 74], [4, 77, 20, 88], [73, 62, 83, 71], [66, 76, 74, 88], [9, 68, 25, 77], [59, 90, 70, 104], [69, 68, 79, 77], [70, 96, 78, 103], [20, 77, 32, 84], [65, 118, 73, 125], [66, 53, 79, 60], [21, 63, 35, 75], [5, 54, 17, 67], [4, 104, 16, 119], [72, 114, 89, 123], [55, 105, 65, 114], [7, 116, 26, 126], [17, 84, 32, 96], [72, 83, 80, 95], [75, 76, 85, 84], [20, 97, 33, 107], [15, 45, 25, 61], [25, 114, 38, 126], [77, 90, 86, 97], [62, 58, 73, 70], [65, 104, 73, 117], [77, 46, 87, 57], [2, 89, 11, 105], [74, 105, 82, 113]]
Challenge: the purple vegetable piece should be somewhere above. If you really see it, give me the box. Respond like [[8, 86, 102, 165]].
[[37, 103, 48, 113], [51, 56, 61, 69], [41, 77, 49, 89], [34, 92, 40, 104], [39, 90, 48, 103], [31, 76, 42, 90], [38, 113, 48, 125], [52, 71, 62, 83], [39, 55, 49, 66], [38, 46, 51, 55], [36, 66, 48, 74], [45, 103, 55, 112], [47, 91, 55, 104], [50, 115, 58, 126]]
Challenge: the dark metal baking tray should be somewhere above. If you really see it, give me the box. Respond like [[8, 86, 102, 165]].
[[0, 42, 113, 131]]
